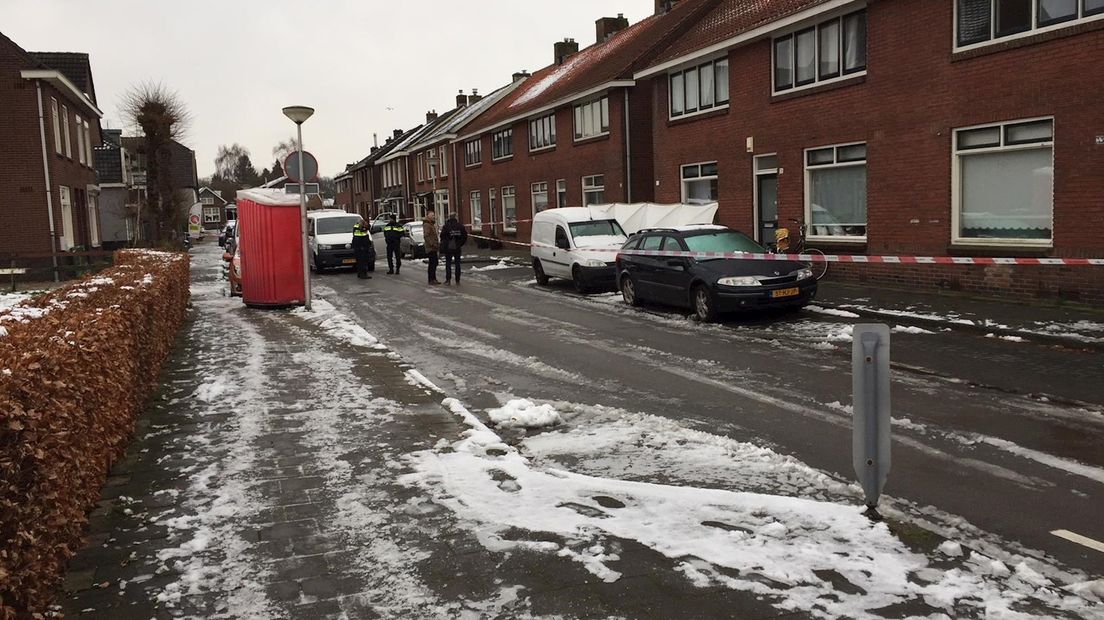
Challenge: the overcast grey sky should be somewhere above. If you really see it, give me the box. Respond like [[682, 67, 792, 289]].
[[5, 0, 655, 179]]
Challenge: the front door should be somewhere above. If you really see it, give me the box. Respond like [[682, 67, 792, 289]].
[[757, 174, 778, 249]]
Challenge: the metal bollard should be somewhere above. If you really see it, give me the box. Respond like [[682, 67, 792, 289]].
[[852, 324, 891, 515]]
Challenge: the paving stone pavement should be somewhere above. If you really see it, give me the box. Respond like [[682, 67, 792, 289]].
[[57, 247, 797, 619]]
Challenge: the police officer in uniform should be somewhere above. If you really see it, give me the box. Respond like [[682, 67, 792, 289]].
[[383, 215, 405, 275], [352, 217, 373, 279]]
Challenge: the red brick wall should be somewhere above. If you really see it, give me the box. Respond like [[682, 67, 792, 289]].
[[648, 0, 1104, 301], [457, 87, 634, 241], [0, 37, 100, 258]]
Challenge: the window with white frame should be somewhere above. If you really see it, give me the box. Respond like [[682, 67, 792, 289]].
[[51, 99, 62, 154], [489, 188, 497, 226], [201, 196, 215, 205], [681, 162, 719, 204], [492, 128, 513, 160], [417, 153, 424, 181], [805, 143, 867, 238], [87, 194, 100, 247], [574, 97, 609, 140], [439, 146, 448, 177], [470, 190, 482, 227], [670, 58, 730, 118], [956, 0, 1104, 48], [582, 175, 605, 206], [83, 120, 93, 165], [532, 182, 549, 213], [75, 114, 85, 164], [501, 186, 517, 232], [59, 186, 74, 250], [530, 114, 557, 151], [774, 10, 866, 93], [556, 179, 567, 207], [62, 105, 72, 158], [954, 118, 1053, 243], [203, 206, 221, 223], [428, 149, 438, 180], [465, 139, 482, 166]]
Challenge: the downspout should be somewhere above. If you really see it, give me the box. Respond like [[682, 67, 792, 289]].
[[623, 88, 632, 203], [34, 80, 60, 282]]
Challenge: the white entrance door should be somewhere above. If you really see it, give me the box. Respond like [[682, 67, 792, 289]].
[[59, 186, 75, 250]]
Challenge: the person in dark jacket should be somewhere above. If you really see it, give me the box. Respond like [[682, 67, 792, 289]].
[[351, 217, 373, 280], [383, 215, 405, 275], [423, 210, 441, 285], [439, 213, 468, 285]]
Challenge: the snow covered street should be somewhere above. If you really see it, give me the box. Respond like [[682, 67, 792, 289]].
[[60, 244, 1104, 618]]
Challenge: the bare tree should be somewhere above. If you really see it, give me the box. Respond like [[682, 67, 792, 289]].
[[272, 136, 300, 165], [120, 81, 191, 245]]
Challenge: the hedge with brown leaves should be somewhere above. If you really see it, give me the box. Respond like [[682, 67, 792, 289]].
[[0, 250, 189, 617]]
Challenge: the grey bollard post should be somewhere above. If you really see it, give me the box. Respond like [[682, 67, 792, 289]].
[[852, 324, 891, 512]]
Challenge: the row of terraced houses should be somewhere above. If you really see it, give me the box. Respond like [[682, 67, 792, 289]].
[[335, 0, 1104, 302]]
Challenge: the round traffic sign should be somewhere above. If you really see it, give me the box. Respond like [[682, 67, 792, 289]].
[[284, 151, 319, 183], [189, 214, 201, 225]]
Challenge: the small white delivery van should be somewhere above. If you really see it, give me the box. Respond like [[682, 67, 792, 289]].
[[531, 207, 627, 292]]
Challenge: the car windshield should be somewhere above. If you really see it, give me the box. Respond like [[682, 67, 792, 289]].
[[569, 220, 626, 238], [316, 216, 361, 235], [682, 231, 765, 259]]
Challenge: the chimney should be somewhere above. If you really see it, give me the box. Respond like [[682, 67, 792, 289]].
[[373, 132, 379, 148], [512, 70, 531, 83], [554, 38, 579, 65], [426, 110, 438, 122], [456, 90, 467, 107], [371, 146, 379, 154], [596, 14, 630, 43], [655, 0, 678, 14], [393, 128, 403, 139], [468, 89, 482, 105]]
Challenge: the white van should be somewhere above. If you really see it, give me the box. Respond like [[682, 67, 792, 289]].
[[531, 207, 627, 292], [307, 209, 374, 272]]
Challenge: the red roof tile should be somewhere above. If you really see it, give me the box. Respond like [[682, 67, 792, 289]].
[[465, 0, 718, 135], [646, 0, 834, 69]]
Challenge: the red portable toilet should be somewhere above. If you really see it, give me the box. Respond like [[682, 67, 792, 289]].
[[235, 188, 306, 308]]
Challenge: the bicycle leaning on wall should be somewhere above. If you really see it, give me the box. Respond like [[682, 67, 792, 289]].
[[773, 219, 828, 281]]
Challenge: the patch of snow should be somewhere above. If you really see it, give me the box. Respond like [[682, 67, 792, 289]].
[[468, 260, 519, 272], [293, 298, 383, 349], [893, 325, 935, 335], [985, 333, 1026, 342], [488, 399, 563, 429], [938, 541, 964, 557], [805, 305, 861, 319]]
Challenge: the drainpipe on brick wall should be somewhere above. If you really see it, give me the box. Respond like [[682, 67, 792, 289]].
[[623, 89, 632, 203], [33, 80, 60, 282]]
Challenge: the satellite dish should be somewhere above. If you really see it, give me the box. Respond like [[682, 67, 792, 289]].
[[284, 150, 319, 183]]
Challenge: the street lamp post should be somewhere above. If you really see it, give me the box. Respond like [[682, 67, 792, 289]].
[[282, 105, 315, 311]]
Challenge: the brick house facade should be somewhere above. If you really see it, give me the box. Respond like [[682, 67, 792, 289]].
[[0, 31, 103, 257], [636, 0, 1104, 302], [197, 187, 229, 230]]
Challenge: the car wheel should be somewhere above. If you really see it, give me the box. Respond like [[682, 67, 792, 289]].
[[572, 266, 589, 294], [620, 275, 639, 306], [313, 254, 326, 273], [533, 259, 550, 285], [693, 285, 718, 323]]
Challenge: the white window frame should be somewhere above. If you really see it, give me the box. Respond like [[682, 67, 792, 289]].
[[87, 193, 100, 247], [203, 206, 221, 224], [51, 99, 62, 154], [954, 0, 1104, 51], [556, 179, 567, 208], [417, 153, 424, 182], [62, 105, 73, 159], [492, 128, 513, 161], [465, 139, 482, 167], [803, 141, 868, 242], [582, 174, 605, 206], [59, 185, 74, 250], [531, 182, 549, 214], [201, 196, 215, 205], [501, 186, 517, 232], [573, 97, 610, 141], [668, 56, 730, 120], [529, 113, 557, 152], [439, 146, 448, 177], [680, 161, 719, 204], [951, 116, 1055, 248], [84, 119, 93, 165], [470, 190, 482, 227], [772, 9, 868, 96], [75, 114, 85, 164]]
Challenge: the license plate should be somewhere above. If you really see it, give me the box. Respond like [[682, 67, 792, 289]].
[[771, 287, 800, 298], [342, 258, 357, 265]]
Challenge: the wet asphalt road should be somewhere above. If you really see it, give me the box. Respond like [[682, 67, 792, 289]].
[[315, 260, 1104, 579]]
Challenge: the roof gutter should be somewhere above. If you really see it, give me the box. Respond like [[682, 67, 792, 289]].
[[21, 69, 104, 118], [456, 80, 635, 142], [634, 0, 862, 79]]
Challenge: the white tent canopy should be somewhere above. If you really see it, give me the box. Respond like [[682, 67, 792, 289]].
[[587, 202, 719, 235]]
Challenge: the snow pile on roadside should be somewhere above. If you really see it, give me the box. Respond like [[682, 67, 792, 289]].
[[403, 398, 1100, 619], [488, 399, 562, 429], [468, 260, 517, 272], [293, 298, 384, 349], [0, 292, 30, 313], [805, 304, 860, 319], [893, 325, 935, 335]]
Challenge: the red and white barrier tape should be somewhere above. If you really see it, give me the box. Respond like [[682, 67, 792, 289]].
[[467, 236, 1103, 267]]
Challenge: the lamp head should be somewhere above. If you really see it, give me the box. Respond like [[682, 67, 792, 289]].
[[282, 105, 315, 124]]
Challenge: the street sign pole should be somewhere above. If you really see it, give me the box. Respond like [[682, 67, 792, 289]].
[[852, 324, 891, 515]]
